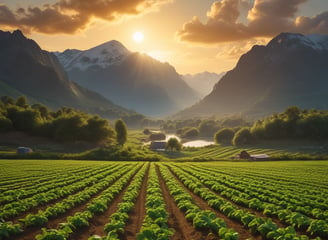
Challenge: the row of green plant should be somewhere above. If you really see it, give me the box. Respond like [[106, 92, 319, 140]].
[[89, 164, 149, 240], [35, 164, 143, 240], [0, 164, 137, 239], [0, 164, 111, 205], [0, 164, 90, 189], [168, 164, 323, 239], [136, 164, 173, 240], [183, 165, 328, 237], [0, 164, 125, 220], [158, 164, 239, 239], [190, 165, 328, 219]]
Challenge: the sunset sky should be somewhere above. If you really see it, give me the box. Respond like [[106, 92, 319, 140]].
[[0, 0, 327, 74]]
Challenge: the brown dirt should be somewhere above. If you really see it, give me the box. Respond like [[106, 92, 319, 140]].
[[11, 169, 132, 240], [182, 167, 291, 229], [10, 168, 111, 223], [168, 167, 259, 240], [121, 165, 149, 240], [155, 165, 213, 240], [69, 165, 144, 240]]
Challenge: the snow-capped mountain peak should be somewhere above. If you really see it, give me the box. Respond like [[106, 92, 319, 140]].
[[269, 32, 328, 51], [55, 40, 130, 71]]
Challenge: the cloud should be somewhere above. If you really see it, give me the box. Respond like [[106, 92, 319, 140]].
[[177, 0, 328, 44], [0, 0, 171, 34]]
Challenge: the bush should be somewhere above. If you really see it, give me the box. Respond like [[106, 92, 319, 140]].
[[182, 127, 199, 139], [215, 128, 234, 145], [115, 119, 127, 146], [232, 127, 253, 146], [166, 138, 182, 151]]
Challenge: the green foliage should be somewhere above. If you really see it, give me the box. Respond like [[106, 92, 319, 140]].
[[181, 127, 199, 139], [166, 138, 182, 151], [0, 221, 22, 239], [232, 127, 253, 146], [0, 96, 115, 143], [23, 213, 48, 227], [16, 96, 28, 108], [0, 115, 12, 132], [251, 106, 328, 140], [215, 128, 234, 145], [115, 119, 127, 146], [198, 120, 219, 137]]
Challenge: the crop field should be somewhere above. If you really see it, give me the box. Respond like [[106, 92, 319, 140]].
[[0, 160, 327, 240]]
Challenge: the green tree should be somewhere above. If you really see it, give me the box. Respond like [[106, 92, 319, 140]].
[[215, 128, 234, 145], [198, 120, 219, 137], [232, 127, 253, 146], [0, 115, 12, 132], [16, 96, 28, 108], [81, 116, 114, 143], [53, 114, 85, 142], [115, 119, 127, 145], [166, 138, 182, 151], [182, 127, 199, 139], [1, 96, 15, 105], [6, 106, 42, 133], [32, 104, 50, 119]]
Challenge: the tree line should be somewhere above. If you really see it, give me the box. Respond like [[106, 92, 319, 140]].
[[215, 107, 328, 146], [0, 96, 127, 144]]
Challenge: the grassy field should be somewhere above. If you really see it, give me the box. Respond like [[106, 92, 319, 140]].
[[0, 160, 327, 240]]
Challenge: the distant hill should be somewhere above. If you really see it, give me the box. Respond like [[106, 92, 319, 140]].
[[176, 32, 328, 118], [0, 30, 135, 119], [182, 71, 224, 98], [56, 41, 198, 116]]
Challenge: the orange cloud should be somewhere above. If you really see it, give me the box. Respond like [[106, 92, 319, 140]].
[[177, 0, 328, 44], [0, 0, 171, 34]]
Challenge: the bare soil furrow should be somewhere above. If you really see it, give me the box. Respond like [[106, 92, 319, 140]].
[[168, 166, 258, 240], [155, 165, 212, 240]]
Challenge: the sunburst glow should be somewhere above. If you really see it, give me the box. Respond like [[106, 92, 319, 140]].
[[133, 31, 144, 43]]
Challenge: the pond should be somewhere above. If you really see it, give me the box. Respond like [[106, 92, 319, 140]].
[[183, 140, 215, 147], [165, 134, 214, 147]]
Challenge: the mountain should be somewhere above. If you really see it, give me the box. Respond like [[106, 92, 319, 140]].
[[0, 30, 135, 118], [176, 32, 328, 118], [182, 71, 225, 98], [56, 42, 198, 116]]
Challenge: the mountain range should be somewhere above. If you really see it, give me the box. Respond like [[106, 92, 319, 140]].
[[1, 30, 328, 120], [0, 30, 136, 119], [176, 32, 328, 118], [55, 42, 198, 116], [182, 71, 224, 98]]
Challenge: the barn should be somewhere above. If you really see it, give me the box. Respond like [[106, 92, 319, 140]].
[[150, 141, 166, 151]]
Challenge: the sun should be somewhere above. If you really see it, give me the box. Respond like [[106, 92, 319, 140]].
[[133, 31, 144, 43]]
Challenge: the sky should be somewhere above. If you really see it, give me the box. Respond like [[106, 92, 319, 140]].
[[0, 0, 327, 74]]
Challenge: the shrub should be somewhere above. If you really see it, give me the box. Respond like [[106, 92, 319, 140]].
[[215, 128, 234, 145], [232, 127, 253, 146]]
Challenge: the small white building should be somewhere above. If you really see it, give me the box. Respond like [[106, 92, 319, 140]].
[[250, 154, 270, 160], [150, 141, 166, 151]]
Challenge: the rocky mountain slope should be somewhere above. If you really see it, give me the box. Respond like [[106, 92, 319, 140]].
[[0, 30, 134, 119], [56, 41, 198, 116], [177, 33, 328, 118]]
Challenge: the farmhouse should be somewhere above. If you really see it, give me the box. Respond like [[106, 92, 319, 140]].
[[235, 150, 270, 160], [150, 141, 166, 151]]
